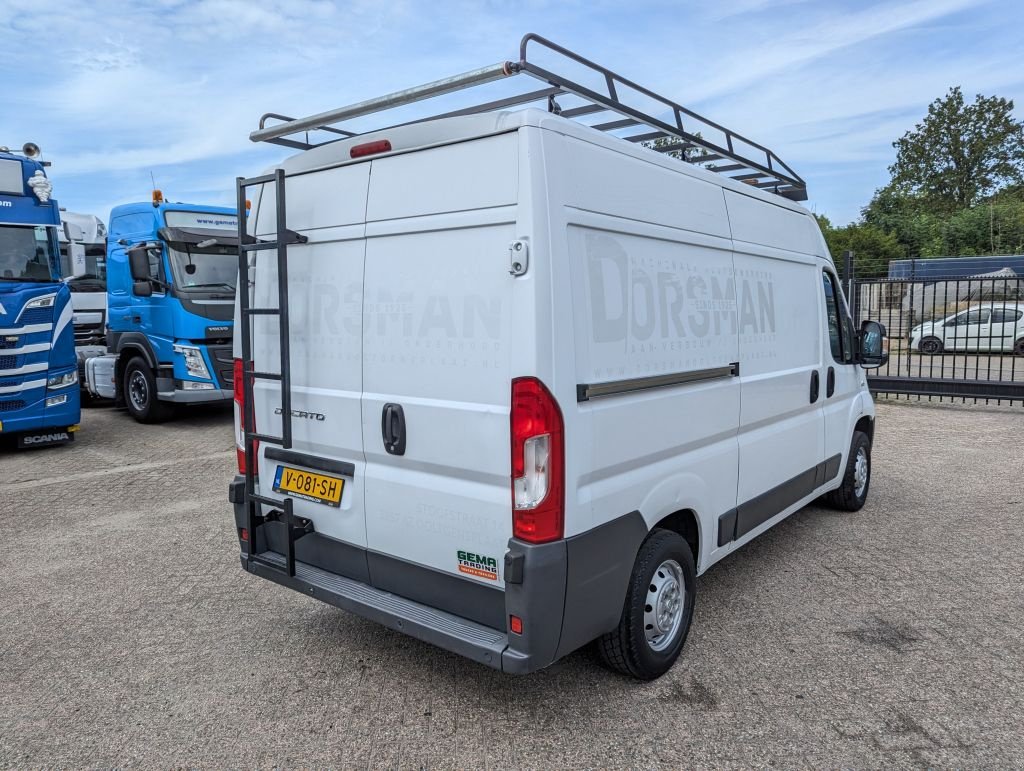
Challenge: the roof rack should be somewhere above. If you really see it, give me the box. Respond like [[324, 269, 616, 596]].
[[251, 33, 808, 202]]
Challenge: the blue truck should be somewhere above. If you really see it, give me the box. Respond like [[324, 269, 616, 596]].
[[0, 144, 81, 448], [83, 194, 239, 422]]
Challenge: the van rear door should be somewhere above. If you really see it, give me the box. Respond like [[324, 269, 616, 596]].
[[251, 163, 371, 550], [359, 134, 519, 598]]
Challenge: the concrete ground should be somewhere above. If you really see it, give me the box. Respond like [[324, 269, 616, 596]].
[[1, 400, 1022, 768]]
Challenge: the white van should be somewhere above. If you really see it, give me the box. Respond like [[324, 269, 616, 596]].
[[228, 35, 888, 679]]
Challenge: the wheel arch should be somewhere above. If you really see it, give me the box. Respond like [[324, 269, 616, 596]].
[[651, 508, 701, 574], [854, 414, 874, 445]]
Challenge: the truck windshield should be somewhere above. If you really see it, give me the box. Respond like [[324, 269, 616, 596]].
[[167, 246, 237, 293], [0, 225, 58, 282]]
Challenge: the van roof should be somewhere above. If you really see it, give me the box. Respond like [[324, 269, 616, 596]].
[[251, 33, 808, 202], [275, 108, 814, 218]]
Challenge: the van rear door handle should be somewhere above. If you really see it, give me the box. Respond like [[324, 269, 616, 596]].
[[381, 403, 406, 456], [826, 366, 835, 398], [810, 370, 820, 403]]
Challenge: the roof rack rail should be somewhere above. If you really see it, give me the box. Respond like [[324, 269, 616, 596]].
[[251, 33, 808, 202]]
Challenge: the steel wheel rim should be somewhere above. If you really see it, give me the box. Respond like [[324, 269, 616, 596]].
[[644, 559, 685, 652], [921, 339, 939, 354], [854, 447, 869, 498], [128, 370, 148, 411]]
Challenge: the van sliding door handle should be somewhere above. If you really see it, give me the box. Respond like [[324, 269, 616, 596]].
[[381, 403, 406, 456], [826, 366, 835, 398], [810, 371, 820, 404]]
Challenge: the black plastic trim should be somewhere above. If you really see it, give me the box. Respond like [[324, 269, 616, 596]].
[[263, 447, 356, 478], [720, 453, 844, 546], [368, 550, 505, 631], [109, 331, 159, 370], [577, 363, 739, 402], [555, 510, 648, 659], [717, 508, 738, 547]]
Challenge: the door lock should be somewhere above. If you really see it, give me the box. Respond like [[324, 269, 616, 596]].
[[508, 239, 529, 276]]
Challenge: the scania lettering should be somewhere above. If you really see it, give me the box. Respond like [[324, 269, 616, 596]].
[[229, 35, 888, 679], [0, 141, 80, 448], [85, 193, 238, 421]]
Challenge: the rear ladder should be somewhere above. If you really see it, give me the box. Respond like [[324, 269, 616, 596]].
[[235, 169, 311, 577]]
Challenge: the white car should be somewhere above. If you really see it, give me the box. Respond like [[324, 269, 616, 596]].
[[910, 302, 1024, 355]]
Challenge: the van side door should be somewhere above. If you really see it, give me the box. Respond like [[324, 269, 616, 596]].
[[733, 248, 824, 543], [820, 268, 862, 479]]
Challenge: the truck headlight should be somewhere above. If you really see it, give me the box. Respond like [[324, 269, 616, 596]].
[[47, 370, 78, 389], [46, 394, 68, 407], [26, 294, 57, 310], [173, 345, 211, 379]]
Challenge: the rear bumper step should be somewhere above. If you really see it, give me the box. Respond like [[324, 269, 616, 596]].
[[242, 551, 509, 670]]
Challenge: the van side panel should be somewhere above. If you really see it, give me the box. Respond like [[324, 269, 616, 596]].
[[556, 135, 741, 566], [360, 134, 519, 592]]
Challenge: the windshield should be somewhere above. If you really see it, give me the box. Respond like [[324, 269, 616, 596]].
[[167, 245, 237, 293], [0, 225, 58, 282]]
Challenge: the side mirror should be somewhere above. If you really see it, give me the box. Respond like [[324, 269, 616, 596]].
[[859, 320, 888, 369], [132, 279, 153, 297], [127, 246, 152, 281]]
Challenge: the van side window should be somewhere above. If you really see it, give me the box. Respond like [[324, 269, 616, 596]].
[[821, 271, 848, 362]]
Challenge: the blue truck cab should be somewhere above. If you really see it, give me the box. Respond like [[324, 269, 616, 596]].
[[0, 147, 81, 448], [105, 198, 238, 422]]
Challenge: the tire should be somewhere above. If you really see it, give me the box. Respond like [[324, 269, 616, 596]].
[[918, 336, 943, 355], [596, 529, 696, 680], [123, 356, 173, 424], [1014, 338, 1024, 356], [823, 430, 871, 512]]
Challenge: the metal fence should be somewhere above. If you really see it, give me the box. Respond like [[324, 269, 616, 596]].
[[843, 257, 1024, 405]]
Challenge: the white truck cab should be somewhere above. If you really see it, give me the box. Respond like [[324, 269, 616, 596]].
[[229, 35, 888, 679]]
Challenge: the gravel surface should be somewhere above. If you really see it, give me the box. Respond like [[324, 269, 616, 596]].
[[1, 400, 1022, 768]]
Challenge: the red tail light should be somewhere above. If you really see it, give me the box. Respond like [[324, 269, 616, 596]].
[[510, 377, 564, 543], [233, 358, 258, 474], [350, 139, 392, 158]]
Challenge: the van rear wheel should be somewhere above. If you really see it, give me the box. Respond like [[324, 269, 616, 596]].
[[596, 529, 696, 680], [823, 430, 871, 512], [123, 357, 173, 424]]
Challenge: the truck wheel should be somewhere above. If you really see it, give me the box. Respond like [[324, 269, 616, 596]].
[[596, 529, 696, 680], [918, 336, 943, 355], [823, 431, 871, 512], [123, 357, 172, 424]]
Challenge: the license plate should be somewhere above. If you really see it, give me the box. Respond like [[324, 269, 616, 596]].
[[272, 465, 345, 508]]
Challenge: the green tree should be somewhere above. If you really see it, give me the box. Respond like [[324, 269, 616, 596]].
[[889, 86, 1024, 209], [815, 214, 904, 278]]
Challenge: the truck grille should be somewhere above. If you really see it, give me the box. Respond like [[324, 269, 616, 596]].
[[0, 399, 26, 412], [74, 324, 106, 346], [18, 307, 53, 325], [0, 337, 18, 350], [0, 355, 19, 370]]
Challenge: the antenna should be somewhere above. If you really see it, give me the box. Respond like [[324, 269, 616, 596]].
[[150, 171, 157, 191]]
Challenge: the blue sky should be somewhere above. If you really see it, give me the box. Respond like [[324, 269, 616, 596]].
[[1, 0, 1022, 225]]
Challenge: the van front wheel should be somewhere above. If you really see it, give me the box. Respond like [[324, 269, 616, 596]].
[[123, 357, 173, 424], [823, 430, 871, 511], [596, 529, 696, 680]]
